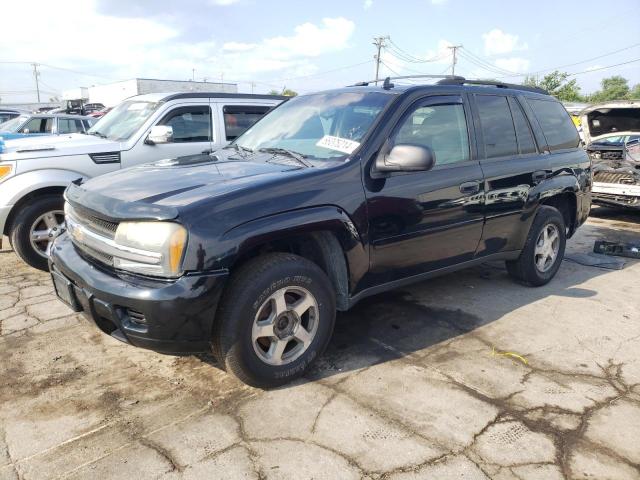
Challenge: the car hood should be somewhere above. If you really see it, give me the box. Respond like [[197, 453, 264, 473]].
[[0, 133, 120, 160], [580, 101, 640, 144], [72, 150, 306, 217]]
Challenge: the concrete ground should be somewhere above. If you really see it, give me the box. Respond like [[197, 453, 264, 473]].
[[1, 207, 639, 480]]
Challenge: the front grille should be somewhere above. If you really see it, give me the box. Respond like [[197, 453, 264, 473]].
[[593, 171, 637, 185], [74, 240, 114, 267], [67, 204, 118, 239], [126, 309, 147, 325]]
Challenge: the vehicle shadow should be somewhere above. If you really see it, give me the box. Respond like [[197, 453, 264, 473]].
[[300, 215, 639, 384], [195, 216, 638, 386]]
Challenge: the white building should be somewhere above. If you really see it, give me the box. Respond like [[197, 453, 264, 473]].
[[87, 78, 238, 107]]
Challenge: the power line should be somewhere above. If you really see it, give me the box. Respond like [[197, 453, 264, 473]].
[[567, 57, 640, 76]]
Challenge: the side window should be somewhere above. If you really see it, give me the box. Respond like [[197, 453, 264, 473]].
[[508, 97, 537, 154], [21, 117, 52, 133], [223, 105, 270, 141], [158, 106, 211, 143], [476, 95, 518, 159], [58, 118, 83, 134], [394, 102, 470, 165], [527, 99, 580, 151]]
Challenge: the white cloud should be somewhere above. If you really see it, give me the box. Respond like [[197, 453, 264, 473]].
[[364, 0, 373, 9], [431, 0, 449, 4], [482, 29, 527, 56], [222, 42, 258, 52], [494, 57, 530, 74], [0, 1, 356, 98], [211, 0, 240, 5]]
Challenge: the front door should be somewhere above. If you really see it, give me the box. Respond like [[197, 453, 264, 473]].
[[129, 104, 214, 166], [366, 94, 485, 284]]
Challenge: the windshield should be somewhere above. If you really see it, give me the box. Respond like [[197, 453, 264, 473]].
[[235, 91, 393, 160], [0, 115, 29, 132], [88, 100, 159, 141]]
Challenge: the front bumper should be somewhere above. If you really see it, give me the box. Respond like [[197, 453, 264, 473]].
[[49, 233, 228, 354], [592, 182, 640, 209]]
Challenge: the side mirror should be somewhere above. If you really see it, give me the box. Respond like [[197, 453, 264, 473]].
[[375, 143, 435, 173], [146, 125, 173, 145], [22, 128, 30, 134]]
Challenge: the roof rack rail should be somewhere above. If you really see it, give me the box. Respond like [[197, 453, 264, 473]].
[[348, 75, 548, 95], [436, 77, 548, 94], [348, 74, 465, 87]]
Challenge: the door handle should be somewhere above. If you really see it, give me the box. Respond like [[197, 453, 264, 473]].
[[532, 170, 548, 182], [459, 181, 480, 195], [201, 149, 213, 154]]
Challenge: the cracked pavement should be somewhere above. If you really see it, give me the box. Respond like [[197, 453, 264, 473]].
[[1, 207, 639, 480]]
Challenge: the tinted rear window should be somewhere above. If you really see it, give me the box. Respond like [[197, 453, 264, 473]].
[[476, 95, 518, 158], [527, 99, 580, 151], [508, 97, 537, 154]]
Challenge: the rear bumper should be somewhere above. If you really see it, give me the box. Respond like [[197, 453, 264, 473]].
[[49, 233, 228, 354]]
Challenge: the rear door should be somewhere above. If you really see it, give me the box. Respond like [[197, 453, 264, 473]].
[[471, 93, 546, 257], [366, 94, 485, 283]]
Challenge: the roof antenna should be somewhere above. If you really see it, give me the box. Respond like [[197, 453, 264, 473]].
[[382, 77, 394, 90]]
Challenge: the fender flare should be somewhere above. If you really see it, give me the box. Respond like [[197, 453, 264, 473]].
[[188, 205, 369, 298]]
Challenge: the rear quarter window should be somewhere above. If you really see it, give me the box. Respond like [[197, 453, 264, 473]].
[[527, 99, 580, 151]]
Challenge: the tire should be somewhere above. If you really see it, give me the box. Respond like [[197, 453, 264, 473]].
[[213, 253, 336, 388], [9, 195, 65, 271], [506, 206, 566, 287]]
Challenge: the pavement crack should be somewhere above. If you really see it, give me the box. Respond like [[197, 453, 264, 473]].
[[138, 437, 184, 472]]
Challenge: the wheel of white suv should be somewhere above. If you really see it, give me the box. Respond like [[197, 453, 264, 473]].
[[506, 205, 566, 286], [9, 195, 65, 271], [213, 253, 336, 388]]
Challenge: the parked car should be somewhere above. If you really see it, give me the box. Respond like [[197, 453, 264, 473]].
[[88, 107, 112, 119], [0, 109, 24, 125], [581, 101, 640, 209], [47, 78, 590, 387], [0, 113, 96, 140], [0, 92, 284, 269]]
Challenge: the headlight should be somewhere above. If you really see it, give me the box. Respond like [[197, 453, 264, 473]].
[[0, 162, 14, 182], [113, 221, 188, 278]]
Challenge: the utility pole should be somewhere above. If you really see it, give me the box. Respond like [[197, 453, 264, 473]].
[[447, 45, 462, 76], [372, 36, 388, 84], [192, 68, 195, 81], [250, 81, 255, 94], [32, 63, 41, 102]]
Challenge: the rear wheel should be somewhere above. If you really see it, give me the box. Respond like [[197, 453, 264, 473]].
[[9, 195, 65, 271], [213, 253, 336, 388], [506, 206, 566, 286]]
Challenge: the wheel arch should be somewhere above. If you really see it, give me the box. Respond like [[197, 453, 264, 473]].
[[213, 206, 368, 311]]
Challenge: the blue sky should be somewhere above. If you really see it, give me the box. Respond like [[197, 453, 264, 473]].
[[1, 0, 639, 103]]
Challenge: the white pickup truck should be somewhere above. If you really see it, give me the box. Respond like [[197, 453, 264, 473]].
[[0, 92, 284, 269]]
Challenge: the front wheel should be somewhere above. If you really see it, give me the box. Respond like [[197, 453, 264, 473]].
[[213, 253, 336, 388], [506, 206, 566, 286], [9, 195, 65, 271]]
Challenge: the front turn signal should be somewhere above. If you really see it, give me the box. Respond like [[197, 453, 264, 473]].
[[0, 164, 13, 181]]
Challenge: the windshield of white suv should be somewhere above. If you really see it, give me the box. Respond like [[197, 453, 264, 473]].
[[0, 115, 29, 132], [88, 101, 160, 141], [234, 91, 393, 160]]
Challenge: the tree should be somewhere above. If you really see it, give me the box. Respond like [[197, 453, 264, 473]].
[[525, 71, 582, 102], [588, 76, 631, 102], [268, 87, 298, 97], [630, 83, 640, 100]]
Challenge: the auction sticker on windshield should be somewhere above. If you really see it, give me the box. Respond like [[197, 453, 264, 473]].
[[316, 135, 360, 154]]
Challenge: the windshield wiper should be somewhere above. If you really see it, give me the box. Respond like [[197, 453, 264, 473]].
[[258, 147, 313, 168], [89, 131, 107, 139], [222, 143, 253, 158]]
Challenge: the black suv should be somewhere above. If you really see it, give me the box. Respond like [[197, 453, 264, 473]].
[[49, 77, 591, 387]]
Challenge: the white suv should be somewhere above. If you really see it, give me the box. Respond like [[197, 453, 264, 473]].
[[0, 92, 284, 269]]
